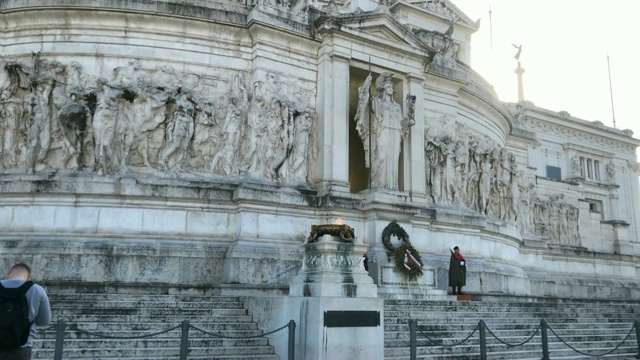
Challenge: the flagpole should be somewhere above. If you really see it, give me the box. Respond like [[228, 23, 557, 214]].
[[368, 56, 373, 189], [606, 53, 617, 129], [488, 6, 493, 52]]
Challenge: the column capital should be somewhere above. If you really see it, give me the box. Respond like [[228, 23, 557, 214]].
[[405, 72, 425, 83], [329, 52, 351, 63]]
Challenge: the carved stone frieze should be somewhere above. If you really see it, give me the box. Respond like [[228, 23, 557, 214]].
[[530, 194, 580, 246], [0, 56, 318, 188], [424, 115, 519, 224]]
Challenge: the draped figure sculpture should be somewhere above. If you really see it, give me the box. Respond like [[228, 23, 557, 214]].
[[354, 72, 415, 190]]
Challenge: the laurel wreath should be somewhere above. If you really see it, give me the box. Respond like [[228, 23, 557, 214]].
[[382, 220, 424, 281]]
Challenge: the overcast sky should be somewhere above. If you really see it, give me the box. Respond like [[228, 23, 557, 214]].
[[451, 0, 639, 149]]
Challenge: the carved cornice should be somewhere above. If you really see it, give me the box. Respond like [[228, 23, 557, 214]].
[[527, 119, 636, 153], [330, 32, 427, 66], [562, 143, 615, 159], [0, 0, 251, 22]]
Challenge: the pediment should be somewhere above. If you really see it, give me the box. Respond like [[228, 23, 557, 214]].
[[314, 12, 431, 52]]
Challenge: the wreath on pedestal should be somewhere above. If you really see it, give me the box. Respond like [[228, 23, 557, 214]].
[[382, 220, 424, 281]]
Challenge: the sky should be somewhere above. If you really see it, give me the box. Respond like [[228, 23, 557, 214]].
[[450, 0, 639, 147]]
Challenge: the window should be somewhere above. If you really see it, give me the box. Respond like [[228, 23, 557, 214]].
[[578, 156, 604, 181], [546, 165, 562, 180], [587, 199, 602, 213]]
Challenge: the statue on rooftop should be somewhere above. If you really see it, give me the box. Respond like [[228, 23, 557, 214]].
[[512, 44, 522, 61]]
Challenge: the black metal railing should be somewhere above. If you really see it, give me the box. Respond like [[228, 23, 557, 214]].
[[49, 319, 296, 360], [407, 318, 640, 360]]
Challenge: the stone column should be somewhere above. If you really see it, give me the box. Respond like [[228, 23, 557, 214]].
[[403, 73, 426, 201], [515, 62, 525, 102], [627, 162, 640, 242], [315, 48, 351, 194], [609, 193, 620, 221]]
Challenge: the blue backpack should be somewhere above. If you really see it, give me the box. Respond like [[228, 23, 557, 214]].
[[0, 281, 34, 350]]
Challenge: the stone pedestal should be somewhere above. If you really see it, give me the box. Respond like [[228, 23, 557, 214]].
[[288, 233, 384, 360], [367, 261, 446, 300]]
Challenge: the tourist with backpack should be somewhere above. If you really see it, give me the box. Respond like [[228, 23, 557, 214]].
[[0, 263, 51, 360]]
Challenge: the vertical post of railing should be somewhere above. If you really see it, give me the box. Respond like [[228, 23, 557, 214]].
[[634, 319, 640, 359], [179, 320, 189, 360], [288, 320, 296, 360], [541, 319, 550, 360], [53, 320, 66, 360], [479, 320, 487, 360], [409, 319, 417, 360]]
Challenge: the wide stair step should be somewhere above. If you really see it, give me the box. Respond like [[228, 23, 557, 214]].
[[384, 298, 640, 359], [32, 292, 282, 359]]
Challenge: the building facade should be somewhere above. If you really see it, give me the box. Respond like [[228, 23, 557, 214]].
[[1, 0, 639, 302]]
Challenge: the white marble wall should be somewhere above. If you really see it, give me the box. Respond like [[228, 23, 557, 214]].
[[0, 0, 639, 303]]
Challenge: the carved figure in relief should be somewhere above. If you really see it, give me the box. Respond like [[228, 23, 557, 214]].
[[93, 78, 122, 175], [255, 72, 281, 105], [208, 95, 243, 176], [463, 139, 480, 210], [0, 60, 30, 96], [281, 110, 315, 184], [239, 95, 267, 176], [43, 61, 69, 144], [432, 135, 455, 205], [478, 153, 492, 214], [453, 139, 468, 206], [506, 153, 519, 222], [25, 77, 55, 174], [606, 161, 616, 182], [354, 72, 415, 190], [567, 207, 579, 245], [570, 155, 581, 177], [190, 99, 217, 170], [58, 93, 92, 171], [516, 174, 534, 235], [158, 92, 196, 171], [1, 90, 23, 169], [265, 100, 291, 180], [424, 137, 436, 198], [133, 83, 171, 168], [491, 149, 511, 220], [113, 60, 139, 88]]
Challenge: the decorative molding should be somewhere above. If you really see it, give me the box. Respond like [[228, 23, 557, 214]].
[[527, 119, 635, 153], [562, 143, 615, 159]]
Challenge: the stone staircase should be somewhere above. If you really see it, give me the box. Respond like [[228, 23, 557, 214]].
[[32, 291, 281, 360], [30, 289, 640, 359], [384, 297, 640, 359]]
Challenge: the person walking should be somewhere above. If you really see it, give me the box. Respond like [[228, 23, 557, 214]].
[[0, 263, 51, 360], [449, 246, 467, 295]]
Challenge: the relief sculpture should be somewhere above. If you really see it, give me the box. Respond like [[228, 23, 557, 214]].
[[425, 118, 527, 225], [0, 56, 318, 188]]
